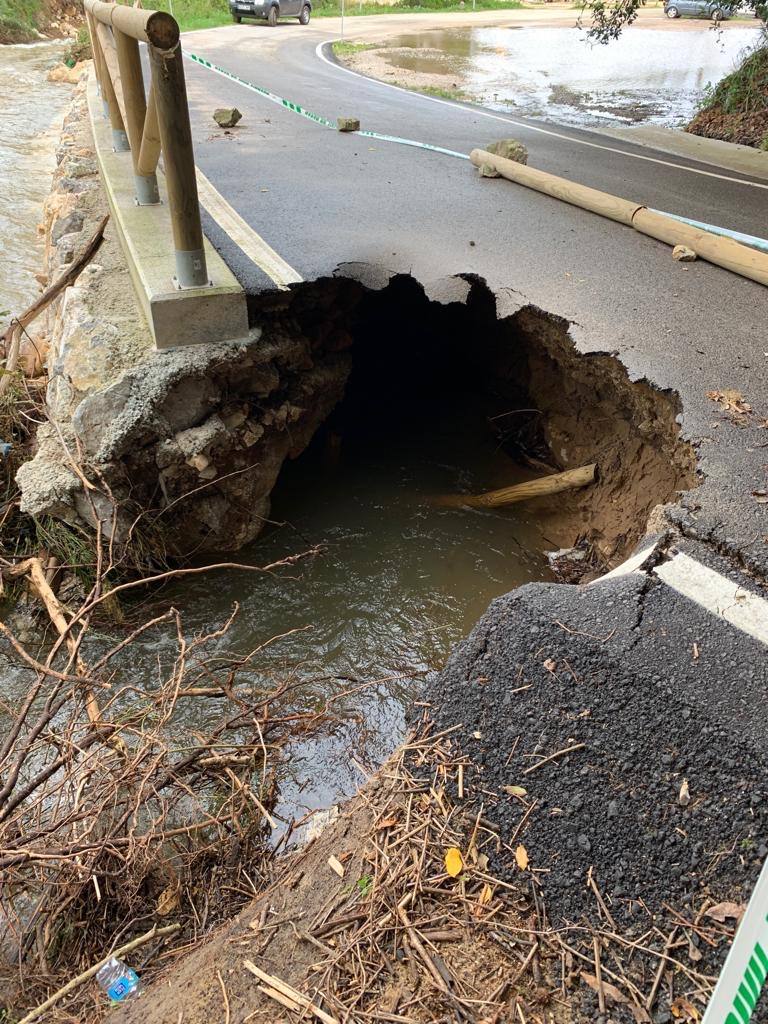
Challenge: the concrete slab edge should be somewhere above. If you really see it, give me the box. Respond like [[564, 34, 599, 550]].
[[85, 70, 249, 349], [590, 124, 768, 183]]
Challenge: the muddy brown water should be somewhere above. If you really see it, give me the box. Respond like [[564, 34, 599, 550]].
[[380, 24, 762, 126], [149, 393, 551, 823], [0, 43, 69, 328]]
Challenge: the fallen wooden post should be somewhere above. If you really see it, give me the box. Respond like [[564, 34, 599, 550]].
[[437, 463, 597, 509], [470, 148, 768, 288]]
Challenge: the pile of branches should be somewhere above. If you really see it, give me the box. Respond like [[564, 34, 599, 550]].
[[0, 539, 336, 1022], [253, 727, 564, 1024]]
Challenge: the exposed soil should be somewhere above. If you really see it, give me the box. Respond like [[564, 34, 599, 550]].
[[687, 105, 768, 148], [0, 0, 81, 44], [107, 730, 573, 1024]]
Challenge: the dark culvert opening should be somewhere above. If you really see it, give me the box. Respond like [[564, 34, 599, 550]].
[[267, 272, 697, 571]]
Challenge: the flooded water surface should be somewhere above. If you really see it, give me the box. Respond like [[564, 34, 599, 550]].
[[0, 43, 69, 325], [382, 24, 761, 127], [164, 393, 551, 820]]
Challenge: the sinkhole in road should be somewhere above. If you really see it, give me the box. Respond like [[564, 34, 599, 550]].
[[177, 273, 698, 817]]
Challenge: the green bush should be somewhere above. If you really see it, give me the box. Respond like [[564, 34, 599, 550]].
[[64, 25, 92, 65], [698, 43, 768, 115], [0, 0, 43, 42]]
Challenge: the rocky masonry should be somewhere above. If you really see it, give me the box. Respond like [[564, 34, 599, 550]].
[[17, 81, 357, 555]]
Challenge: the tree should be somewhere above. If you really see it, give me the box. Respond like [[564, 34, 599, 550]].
[[579, 0, 768, 43]]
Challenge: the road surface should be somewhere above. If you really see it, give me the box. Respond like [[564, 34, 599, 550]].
[[179, 14, 768, 582]]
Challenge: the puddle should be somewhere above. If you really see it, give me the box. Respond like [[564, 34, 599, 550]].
[[377, 25, 761, 127]]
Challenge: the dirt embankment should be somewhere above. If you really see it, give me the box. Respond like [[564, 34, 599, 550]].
[[0, 0, 81, 44], [687, 42, 768, 149]]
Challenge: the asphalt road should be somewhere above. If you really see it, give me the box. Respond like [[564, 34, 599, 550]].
[[179, 17, 768, 579]]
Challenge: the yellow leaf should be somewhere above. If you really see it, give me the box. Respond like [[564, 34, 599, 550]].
[[515, 844, 529, 871], [479, 882, 493, 905], [445, 847, 463, 877], [502, 785, 527, 797]]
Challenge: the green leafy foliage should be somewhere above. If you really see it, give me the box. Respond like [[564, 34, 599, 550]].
[[579, 0, 767, 42]]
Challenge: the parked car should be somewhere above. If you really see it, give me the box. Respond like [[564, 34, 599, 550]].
[[664, 0, 730, 18], [230, 0, 312, 25]]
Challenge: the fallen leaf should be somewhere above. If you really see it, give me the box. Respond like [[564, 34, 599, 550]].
[[155, 883, 179, 916], [472, 730, 483, 740], [479, 882, 493, 905], [502, 785, 528, 797], [678, 779, 691, 807], [445, 847, 463, 877], [671, 995, 701, 1021], [706, 388, 752, 420], [515, 844, 529, 871], [477, 852, 489, 871], [580, 971, 628, 1005], [705, 901, 746, 923], [688, 938, 703, 962], [543, 658, 557, 672], [328, 855, 345, 878], [376, 817, 399, 830]]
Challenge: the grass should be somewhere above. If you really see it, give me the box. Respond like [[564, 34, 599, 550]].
[[698, 43, 768, 116], [693, 42, 768, 149], [314, 0, 523, 16], [149, 0, 522, 31], [332, 39, 379, 53], [0, 0, 43, 42]]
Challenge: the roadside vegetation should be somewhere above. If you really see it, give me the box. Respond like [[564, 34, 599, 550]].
[[0, 0, 44, 43], [314, 0, 522, 15], [148, 0, 521, 31], [687, 40, 768, 149]]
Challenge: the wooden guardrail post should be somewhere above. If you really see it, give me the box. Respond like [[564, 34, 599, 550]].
[[83, 0, 209, 290], [87, 12, 130, 152], [149, 41, 209, 288], [113, 27, 160, 205]]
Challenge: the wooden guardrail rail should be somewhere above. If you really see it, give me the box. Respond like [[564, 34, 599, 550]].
[[84, 0, 208, 289]]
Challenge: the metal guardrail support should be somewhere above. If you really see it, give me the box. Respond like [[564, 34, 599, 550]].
[[83, 0, 209, 288]]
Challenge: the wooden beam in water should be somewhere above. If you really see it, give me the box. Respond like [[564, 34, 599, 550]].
[[438, 463, 597, 509]]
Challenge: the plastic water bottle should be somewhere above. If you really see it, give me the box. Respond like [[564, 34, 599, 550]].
[[95, 957, 143, 1003]]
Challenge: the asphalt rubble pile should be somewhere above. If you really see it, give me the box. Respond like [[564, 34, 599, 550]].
[[424, 576, 768, 1023]]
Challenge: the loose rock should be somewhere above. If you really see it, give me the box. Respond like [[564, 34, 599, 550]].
[[213, 107, 242, 128], [672, 245, 697, 262], [337, 117, 361, 132], [485, 138, 529, 165]]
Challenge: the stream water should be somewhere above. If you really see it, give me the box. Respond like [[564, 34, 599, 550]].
[[0, 36, 554, 830], [0, 43, 69, 327], [145, 393, 551, 821], [381, 24, 762, 127]]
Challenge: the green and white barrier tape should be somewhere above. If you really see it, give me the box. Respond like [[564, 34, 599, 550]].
[[187, 51, 768, 257], [187, 51, 469, 160], [702, 856, 768, 1024]]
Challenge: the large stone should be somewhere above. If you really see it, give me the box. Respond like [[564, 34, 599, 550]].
[[52, 210, 84, 244], [485, 138, 529, 165], [337, 117, 360, 133], [213, 107, 242, 128]]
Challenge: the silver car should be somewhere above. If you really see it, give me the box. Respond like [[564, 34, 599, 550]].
[[664, 0, 730, 17]]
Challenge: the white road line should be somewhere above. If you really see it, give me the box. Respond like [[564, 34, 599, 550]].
[[195, 166, 303, 289], [315, 42, 768, 192], [654, 551, 768, 647]]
